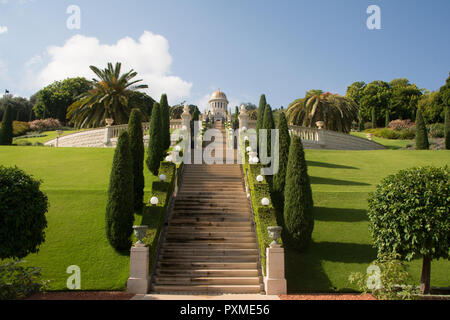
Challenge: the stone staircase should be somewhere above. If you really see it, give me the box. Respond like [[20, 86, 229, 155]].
[[151, 123, 264, 294]]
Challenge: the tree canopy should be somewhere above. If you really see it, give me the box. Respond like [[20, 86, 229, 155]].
[[286, 90, 358, 133], [67, 63, 148, 128], [33, 77, 92, 123]]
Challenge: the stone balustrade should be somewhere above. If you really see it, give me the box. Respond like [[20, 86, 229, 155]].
[[45, 120, 186, 148]]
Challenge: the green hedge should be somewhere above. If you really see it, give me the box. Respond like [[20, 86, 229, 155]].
[[241, 145, 281, 275], [138, 161, 179, 274]]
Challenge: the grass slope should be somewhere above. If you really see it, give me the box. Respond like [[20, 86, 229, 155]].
[[286, 150, 450, 293], [13, 129, 86, 145], [0, 146, 157, 291]]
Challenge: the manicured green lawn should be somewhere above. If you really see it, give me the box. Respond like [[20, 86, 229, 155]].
[[13, 129, 86, 145], [0, 146, 157, 291], [1, 146, 448, 293], [285, 149, 450, 293], [351, 132, 413, 149]]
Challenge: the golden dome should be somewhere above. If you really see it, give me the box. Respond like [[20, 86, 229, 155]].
[[210, 89, 228, 101]]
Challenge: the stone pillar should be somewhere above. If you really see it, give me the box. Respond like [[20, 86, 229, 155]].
[[238, 104, 249, 131], [181, 104, 192, 130], [127, 245, 150, 294], [264, 243, 287, 295]]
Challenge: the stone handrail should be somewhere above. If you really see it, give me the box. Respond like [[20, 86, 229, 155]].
[[289, 126, 321, 143], [45, 119, 186, 148]]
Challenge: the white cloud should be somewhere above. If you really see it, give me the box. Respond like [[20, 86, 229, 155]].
[[25, 31, 192, 104], [0, 26, 7, 34]]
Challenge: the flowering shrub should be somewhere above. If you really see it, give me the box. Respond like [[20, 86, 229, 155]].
[[388, 119, 415, 131], [428, 123, 444, 138], [29, 119, 62, 132]]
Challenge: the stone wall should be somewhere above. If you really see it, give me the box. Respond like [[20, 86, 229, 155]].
[[306, 130, 385, 150], [45, 129, 107, 148]]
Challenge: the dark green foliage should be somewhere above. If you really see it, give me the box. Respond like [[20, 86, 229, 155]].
[[245, 163, 279, 274], [0, 261, 48, 300], [283, 136, 314, 251], [146, 102, 163, 175], [445, 107, 450, 150], [262, 104, 275, 157], [371, 108, 376, 129], [256, 95, 267, 146], [0, 95, 34, 122], [415, 108, 429, 150], [0, 105, 13, 145], [0, 166, 48, 260], [272, 112, 291, 196], [105, 131, 135, 251], [151, 161, 176, 208], [128, 109, 145, 212], [160, 94, 171, 151], [33, 77, 92, 123], [367, 166, 449, 293], [385, 110, 390, 128]]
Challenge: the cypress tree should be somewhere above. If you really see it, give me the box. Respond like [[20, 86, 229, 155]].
[[128, 109, 145, 212], [160, 94, 171, 151], [272, 112, 291, 196], [385, 110, 390, 128], [445, 106, 450, 150], [146, 102, 163, 175], [105, 131, 135, 251], [262, 104, 275, 157], [256, 95, 267, 147], [371, 108, 376, 128], [0, 105, 13, 145], [283, 135, 314, 251], [415, 108, 429, 150]]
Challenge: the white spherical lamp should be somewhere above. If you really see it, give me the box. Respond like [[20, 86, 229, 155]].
[[246, 147, 252, 153], [242, 127, 247, 132], [244, 136, 249, 141], [165, 155, 172, 162], [159, 174, 167, 182], [175, 146, 182, 152], [261, 198, 270, 206], [252, 157, 260, 164], [150, 197, 159, 206], [256, 175, 264, 183]]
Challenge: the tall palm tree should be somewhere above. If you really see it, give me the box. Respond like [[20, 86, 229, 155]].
[[67, 62, 148, 128], [286, 90, 358, 133]]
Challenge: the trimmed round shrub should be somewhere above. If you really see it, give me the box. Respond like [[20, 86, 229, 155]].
[[0, 166, 48, 260], [368, 166, 449, 294], [106, 131, 135, 251], [283, 135, 314, 251]]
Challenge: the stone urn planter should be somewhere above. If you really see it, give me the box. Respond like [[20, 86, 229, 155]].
[[316, 121, 325, 130], [268, 226, 283, 246], [133, 226, 148, 245], [105, 118, 114, 127], [366, 133, 373, 141]]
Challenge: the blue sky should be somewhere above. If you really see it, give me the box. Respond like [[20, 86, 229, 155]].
[[0, 0, 449, 111]]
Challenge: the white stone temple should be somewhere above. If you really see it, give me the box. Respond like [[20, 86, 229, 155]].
[[209, 89, 229, 122]]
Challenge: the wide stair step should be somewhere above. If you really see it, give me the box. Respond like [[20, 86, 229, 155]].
[[151, 140, 263, 294], [152, 284, 263, 294]]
